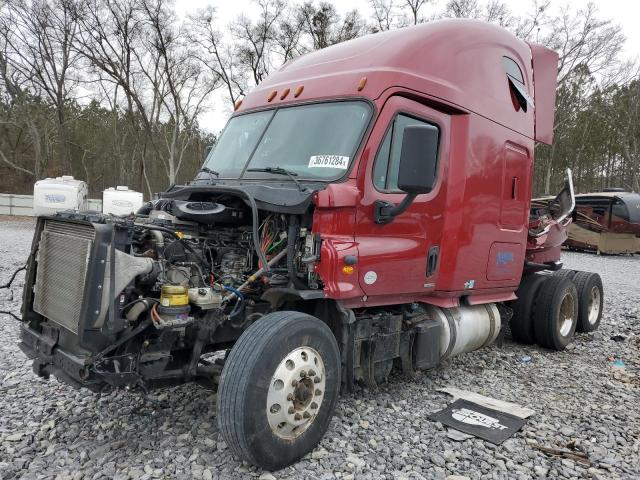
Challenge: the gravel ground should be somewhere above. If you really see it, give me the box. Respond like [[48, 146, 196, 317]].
[[1, 216, 638, 480]]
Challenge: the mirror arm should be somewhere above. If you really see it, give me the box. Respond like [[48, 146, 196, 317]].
[[374, 193, 418, 224]]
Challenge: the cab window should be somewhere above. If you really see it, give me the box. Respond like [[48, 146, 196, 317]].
[[373, 114, 438, 191]]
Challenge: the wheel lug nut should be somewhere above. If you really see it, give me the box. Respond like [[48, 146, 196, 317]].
[[315, 389, 322, 396], [287, 393, 294, 401], [288, 407, 295, 414], [294, 413, 302, 421], [303, 411, 311, 419], [310, 402, 318, 409], [313, 377, 321, 383], [300, 370, 307, 378], [308, 369, 315, 377]]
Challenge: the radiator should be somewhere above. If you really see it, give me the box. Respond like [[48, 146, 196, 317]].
[[33, 221, 95, 334]]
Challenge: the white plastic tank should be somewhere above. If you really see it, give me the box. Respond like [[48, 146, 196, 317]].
[[33, 176, 88, 216], [102, 186, 144, 216]]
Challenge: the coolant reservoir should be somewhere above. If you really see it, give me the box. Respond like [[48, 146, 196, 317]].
[[33, 176, 88, 216], [160, 285, 189, 307], [188, 287, 223, 310], [102, 186, 144, 216]]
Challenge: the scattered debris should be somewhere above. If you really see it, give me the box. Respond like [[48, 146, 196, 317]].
[[437, 387, 536, 418], [519, 355, 532, 364], [533, 444, 591, 466], [446, 429, 474, 442], [610, 358, 626, 369], [430, 397, 530, 444]]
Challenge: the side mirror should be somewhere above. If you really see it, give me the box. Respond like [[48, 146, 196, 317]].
[[397, 124, 439, 194], [375, 124, 439, 224]]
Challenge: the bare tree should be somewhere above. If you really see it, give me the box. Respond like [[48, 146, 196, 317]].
[[299, 2, 366, 50], [483, 0, 513, 27], [402, 0, 429, 25], [74, 0, 158, 193], [0, 24, 48, 178], [444, 0, 480, 18], [539, 3, 626, 88], [138, 0, 217, 184], [512, 0, 550, 40], [1, 0, 80, 173], [189, 7, 246, 108], [370, 0, 396, 31], [231, 0, 285, 86], [274, 7, 307, 62]]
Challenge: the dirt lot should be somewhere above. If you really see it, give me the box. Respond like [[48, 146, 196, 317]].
[[1, 216, 638, 480]]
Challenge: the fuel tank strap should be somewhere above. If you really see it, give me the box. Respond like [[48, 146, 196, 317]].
[[480, 304, 498, 349], [441, 308, 457, 360]]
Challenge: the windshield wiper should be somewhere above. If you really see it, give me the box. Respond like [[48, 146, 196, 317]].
[[247, 167, 307, 193], [198, 167, 219, 182]]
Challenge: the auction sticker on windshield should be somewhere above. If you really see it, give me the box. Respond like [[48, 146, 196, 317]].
[[308, 155, 349, 169]]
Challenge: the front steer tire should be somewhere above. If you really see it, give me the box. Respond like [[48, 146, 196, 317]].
[[217, 311, 341, 470]]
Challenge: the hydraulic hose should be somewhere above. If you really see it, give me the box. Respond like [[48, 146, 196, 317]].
[[287, 217, 307, 290], [0, 264, 26, 289]]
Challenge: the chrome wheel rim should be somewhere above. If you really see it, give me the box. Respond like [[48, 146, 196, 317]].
[[558, 292, 576, 337], [266, 346, 326, 440], [587, 286, 601, 325]]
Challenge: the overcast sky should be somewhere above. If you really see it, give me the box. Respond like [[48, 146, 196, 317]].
[[175, 0, 640, 133]]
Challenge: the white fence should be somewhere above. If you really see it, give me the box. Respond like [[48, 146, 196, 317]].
[[0, 193, 102, 216]]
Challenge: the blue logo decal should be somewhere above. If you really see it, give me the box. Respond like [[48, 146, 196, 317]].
[[496, 251, 514, 265]]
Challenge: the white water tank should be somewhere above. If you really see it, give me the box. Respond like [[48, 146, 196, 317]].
[[102, 186, 144, 216], [33, 176, 88, 216]]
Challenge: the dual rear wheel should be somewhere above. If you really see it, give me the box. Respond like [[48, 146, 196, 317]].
[[510, 270, 603, 350]]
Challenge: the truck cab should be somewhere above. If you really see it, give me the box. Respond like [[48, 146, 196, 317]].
[[18, 19, 602, 470]]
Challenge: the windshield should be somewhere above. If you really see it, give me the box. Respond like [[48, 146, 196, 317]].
[[203, 101, 371, 181]]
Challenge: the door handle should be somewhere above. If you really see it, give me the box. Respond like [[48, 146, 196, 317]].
[[427, 245, 439, 277]]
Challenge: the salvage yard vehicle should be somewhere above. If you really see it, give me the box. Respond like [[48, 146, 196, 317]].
[[18, 19, 604, 470], [565, 190, 640, 254]]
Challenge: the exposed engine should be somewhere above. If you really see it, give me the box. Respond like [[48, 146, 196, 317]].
[[20, 193, 322, 390]]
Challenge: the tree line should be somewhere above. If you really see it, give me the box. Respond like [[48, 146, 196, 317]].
[[0, 0, 637, 199]]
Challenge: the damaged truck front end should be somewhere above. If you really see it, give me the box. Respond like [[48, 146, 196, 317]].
[[19, 185, 322, 392]]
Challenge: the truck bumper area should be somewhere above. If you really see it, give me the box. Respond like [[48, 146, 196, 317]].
[[18, 323, 102, 391]]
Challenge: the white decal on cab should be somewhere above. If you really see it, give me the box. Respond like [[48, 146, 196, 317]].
[[308, 155, 349, 169]]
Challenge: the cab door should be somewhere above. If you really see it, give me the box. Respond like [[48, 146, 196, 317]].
[[354, 96, 450, 299]]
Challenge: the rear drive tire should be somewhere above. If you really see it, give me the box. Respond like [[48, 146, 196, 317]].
[[533, 276, 578, 351], [510, 274, 547, 344], [572, 271, 603, 333], [217, 311, 341, 470], [554, 268, 576, 280]]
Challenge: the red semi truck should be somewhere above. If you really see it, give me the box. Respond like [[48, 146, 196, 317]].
[[18, 19, 604, 469]]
